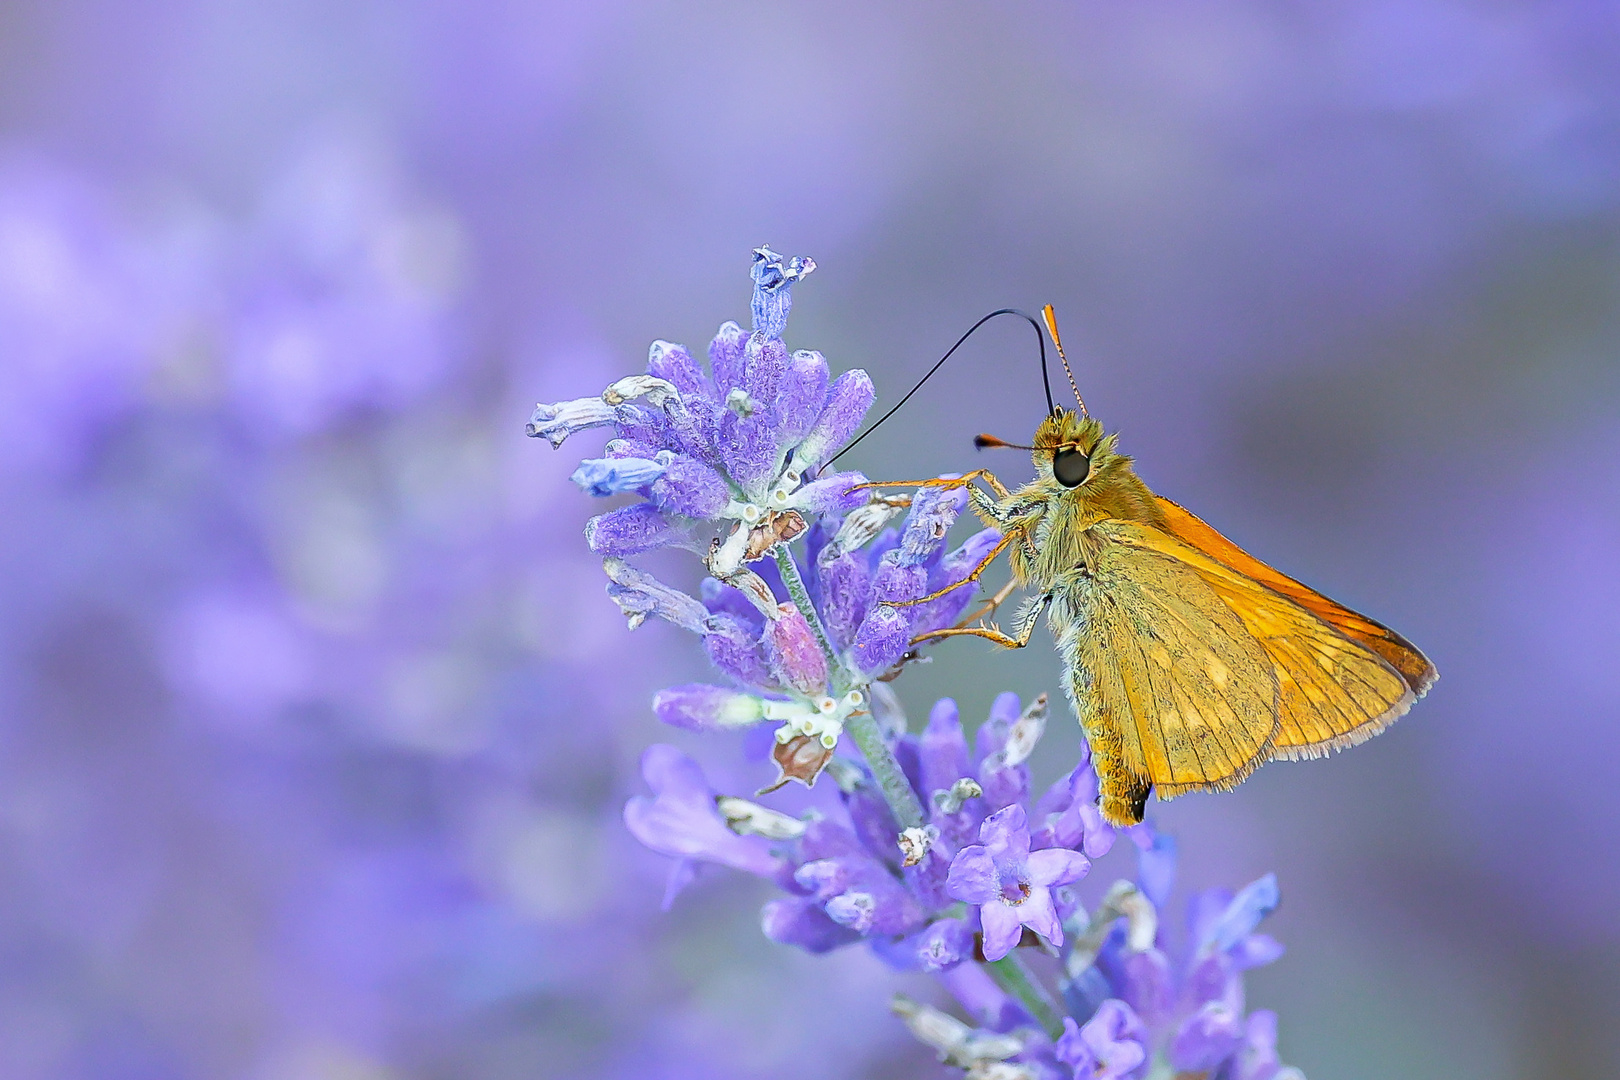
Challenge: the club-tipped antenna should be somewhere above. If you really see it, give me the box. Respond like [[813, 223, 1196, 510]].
[[1042, 304, 1088, 417], [827, 308, 1055, 468], [973, 434, 1036, 451]]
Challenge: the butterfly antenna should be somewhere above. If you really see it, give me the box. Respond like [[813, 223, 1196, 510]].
[[826, 308, 1056, 467], [1041, 304, 1088, 417]]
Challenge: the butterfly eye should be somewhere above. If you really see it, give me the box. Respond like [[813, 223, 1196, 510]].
[[1053, 448, 1091, 488]]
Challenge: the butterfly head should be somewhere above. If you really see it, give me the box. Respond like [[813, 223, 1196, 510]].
[[1031, 409, 1127, 491]]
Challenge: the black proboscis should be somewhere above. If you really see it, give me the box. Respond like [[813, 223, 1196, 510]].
[[826, 308, 1056, 468]]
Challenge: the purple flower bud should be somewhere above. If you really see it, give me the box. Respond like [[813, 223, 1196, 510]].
[[896, 485, 968, 566], [701, 578, 766, 628], [743, 335, 788, 410], [1118, 948, 1176, 1027], [610, 401, 671, 449], [764, 605, 828, 694], [841, 776, 901, 866], [919, 698, 971, 799], [870, 557, 926, 607], [1202, 873, 1280, 953], [604, 437, 664, 460], [1230, 1011, 1284, 1080], [525, 396, 617, 446], [649, 455, 731, 519], [708, 320, 748, 394], [788, 470, 869, 516], [702, 612, 775, 690], [824, 892, 876, 933], [795, 368, 874, 473], [775, 348, 830, 445], [647, 339, 711, 399], [718, 411, 778, 491], [852, 604, 910, 675], [1129, 824, 1176, 909], [915, 917, 975, 971], [652, 684, 766, 732], [602, 558, 710, 633], [570, 455, 667, 496], [1169, 1000, 1246, 1075], [749, 246, 815, 340], [761, 896, 858, 954], [911, 528, 1003, 634], [585, 503, 679, 557], [816, 551, 871, 652], [623, 745, 782, 878]]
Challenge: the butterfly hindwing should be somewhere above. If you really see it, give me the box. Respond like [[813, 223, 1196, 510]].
[[1113, 513, 1426, 759], [1051, 523, 1280, 824]]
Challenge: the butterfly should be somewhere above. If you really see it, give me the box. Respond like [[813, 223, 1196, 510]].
[[856, 307, 1436, 826]]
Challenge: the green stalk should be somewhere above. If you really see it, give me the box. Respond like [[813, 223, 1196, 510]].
[[771, 545, 926, 831], [843, 709, 927, 830], [772, 546, 838, 673], [985, 954, 1066, 1040]]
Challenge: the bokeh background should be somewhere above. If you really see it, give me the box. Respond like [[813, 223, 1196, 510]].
[[1, 2, 1617, 1077]]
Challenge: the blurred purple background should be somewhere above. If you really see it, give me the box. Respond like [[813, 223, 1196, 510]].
[[1, 2, 1617, 1077]]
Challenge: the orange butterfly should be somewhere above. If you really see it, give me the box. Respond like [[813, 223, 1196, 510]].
[[862, 307, 1436, 825]]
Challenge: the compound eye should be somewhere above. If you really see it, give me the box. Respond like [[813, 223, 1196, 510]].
[[1053, 448, 1091, 488]]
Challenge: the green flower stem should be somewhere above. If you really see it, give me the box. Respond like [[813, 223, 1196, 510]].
[[984, 953, 1066, 1040], [772, 545, 838, 674], [771, 544, 926, 831], [842, 708, 927, 831]]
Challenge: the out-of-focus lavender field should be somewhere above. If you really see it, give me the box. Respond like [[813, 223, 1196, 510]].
[[1, 2, 1616, 1078]]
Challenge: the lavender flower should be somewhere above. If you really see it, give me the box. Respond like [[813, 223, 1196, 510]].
[[535, 249, 1310, 1080], [946, 804, 1088, 961]]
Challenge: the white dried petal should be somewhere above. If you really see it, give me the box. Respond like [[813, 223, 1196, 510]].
[[602, 374, 680, 408], [822, 494, 910, 561], [933, 777, 984, 815], [998, 693, 1048, 767], [715, 796, 808, 840], [897, 824, 940, 867]]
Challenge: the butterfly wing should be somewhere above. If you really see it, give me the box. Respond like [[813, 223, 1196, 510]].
[[1129, 504, 1433, 759], [1051, 524, 1280, 825], [1153, 496, 1437, 696]]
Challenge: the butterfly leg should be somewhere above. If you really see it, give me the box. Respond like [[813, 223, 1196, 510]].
[[952, 577, 1021, 628], [851, 469, 1011, 499], [887, 528, 1022, 609], [910, 591, 1052, 649]]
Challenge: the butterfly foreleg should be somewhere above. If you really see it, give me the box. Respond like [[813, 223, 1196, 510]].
[[852, 469, 1011, 500], [953, 576, 1021, 628]]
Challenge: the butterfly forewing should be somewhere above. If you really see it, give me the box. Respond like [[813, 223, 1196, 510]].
[[1053, 527, 1279, 825], [1107, 519, 1425, 761], [1153, 497, 1437, 695]]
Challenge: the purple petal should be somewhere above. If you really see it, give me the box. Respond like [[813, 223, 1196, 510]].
[[851, 604, 909, 675], [585, 503, 679, 557], [823, 891, 875, 934], [1027, 847, 1089, 888], [795, 368, 874, 473], [944, 846, 999, 904], [708, 320, 748, 393], [775, 348, 830, 445], [978, 900, 1023, 962], [1017, 884, 1063, 947], [749, 246, 814, 340], [1231, 933, 1285, 972], [1203, 873, 1280, 953], [869, 557, 926, 605], [650, 455, 731, 518], [570, 455, 666, 496], [1119, 948, 1175, 1027], [919, 697, 970, 798], [1169, 1001, 1246, 1073], [623, 746, 780, 878], [743, 335, 787, 408], [816, 551, 871, 652], [717, 410, 777, 490], [660, 858, 698, 911], [895, 484, 967, 566], [789, 470, 868, 515], [525, 396, 617, 446], [978, 803, 1030, 867], [915, 917, 975, 971], [646, 339, 711, 399], [761, 896, 859, 954], [763, 606, 828, 694], [603, 559, 710, 633], [651, 684, 764, 732], [701, 612, 775, 690]]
